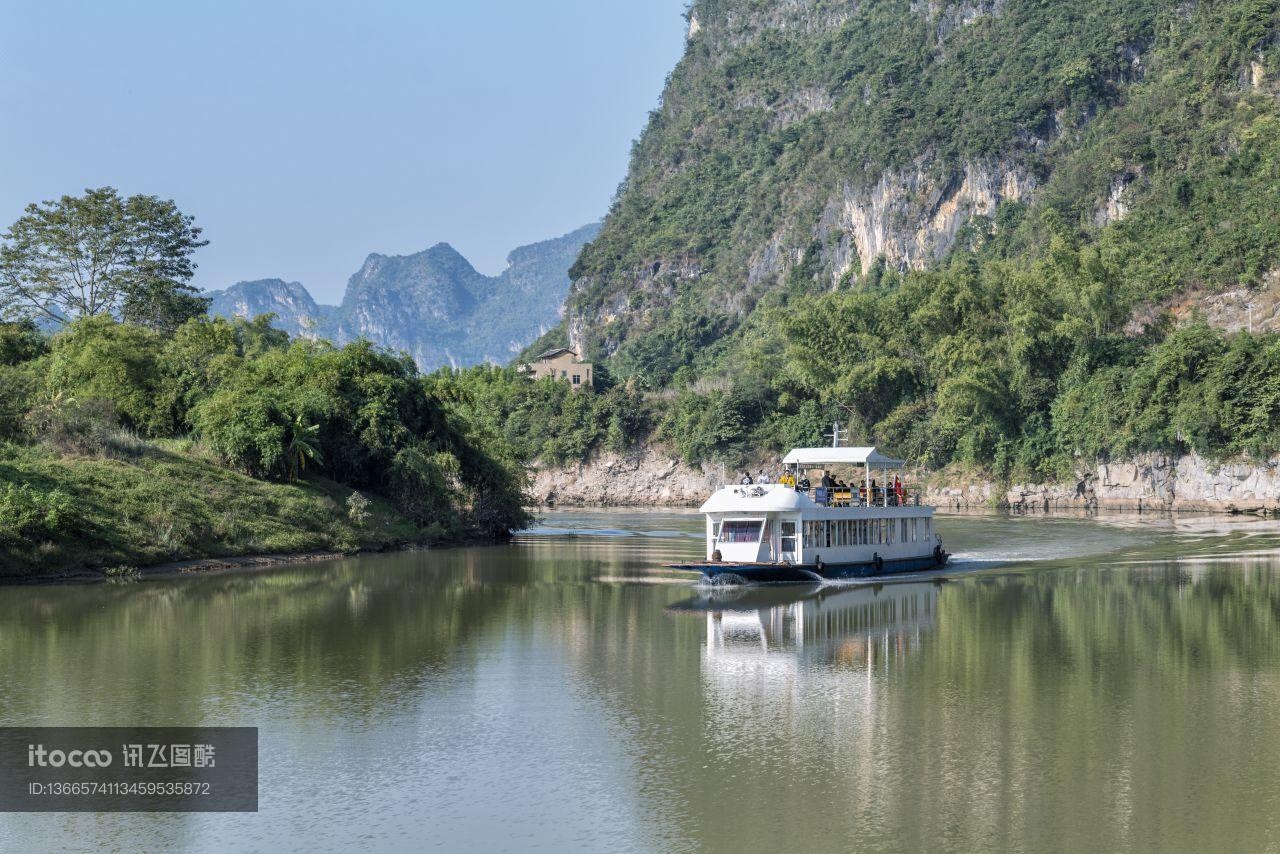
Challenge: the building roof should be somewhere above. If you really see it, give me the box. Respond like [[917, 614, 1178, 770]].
[[535, 347, 579, 361], [781, 447, 905, 468]]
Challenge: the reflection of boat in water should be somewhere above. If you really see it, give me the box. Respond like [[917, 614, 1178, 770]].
[[670, 583, 942, 729], [668, 581, 939, 666]]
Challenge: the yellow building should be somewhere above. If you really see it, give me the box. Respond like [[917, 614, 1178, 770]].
[[524, 347, 594, 390]]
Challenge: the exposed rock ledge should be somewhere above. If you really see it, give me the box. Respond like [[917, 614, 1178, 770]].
[[530, 448, 1280, 514], [532, 448, 722, 507]]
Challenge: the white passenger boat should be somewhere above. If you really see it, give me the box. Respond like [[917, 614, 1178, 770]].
[[667, 445, 948, 583]]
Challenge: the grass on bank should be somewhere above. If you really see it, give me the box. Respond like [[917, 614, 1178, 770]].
[[0, 439, 420, 578]]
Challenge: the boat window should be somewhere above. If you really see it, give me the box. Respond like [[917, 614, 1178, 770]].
[[803, 520, 834, 549], [718, 521, 763, 544]]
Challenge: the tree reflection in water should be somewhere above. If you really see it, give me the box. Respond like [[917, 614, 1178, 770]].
[[2, 514, 1280, 852]]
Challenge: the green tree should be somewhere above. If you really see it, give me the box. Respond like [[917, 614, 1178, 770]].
[[45, 316, 168, 435], [0, 187, 209, 330]]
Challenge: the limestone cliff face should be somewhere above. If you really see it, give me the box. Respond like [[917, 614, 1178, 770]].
[[688, 0, 862, 56], [334, 243, 485, 367], [1126, 269, 1280, 337], [934, 453, 1280, 514], [823, 157, 1038, 280], [204, 279, 333, 338], [532, 447, 722, 508]]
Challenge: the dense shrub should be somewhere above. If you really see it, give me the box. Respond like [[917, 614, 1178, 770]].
[[0, 483, 73, 545], [0, 362, 40, 440], [23, 395, 145, 459], [423, 366, 651, 466], [0, 315, 532, 545], [191, 389, 288, 478], [46, 316, 168, 435], [0, 321, 47, 366]]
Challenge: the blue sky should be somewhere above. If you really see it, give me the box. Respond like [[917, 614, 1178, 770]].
[[0, 0, 688, 302]]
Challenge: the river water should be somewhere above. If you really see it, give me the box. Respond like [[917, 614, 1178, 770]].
[[3, 510, 1280, 852]]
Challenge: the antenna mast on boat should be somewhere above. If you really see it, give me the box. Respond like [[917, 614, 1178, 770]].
[[826, 421, 846, 448]]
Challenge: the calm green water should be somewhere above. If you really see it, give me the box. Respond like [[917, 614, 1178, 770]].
[[3, 510, 1280, 853]]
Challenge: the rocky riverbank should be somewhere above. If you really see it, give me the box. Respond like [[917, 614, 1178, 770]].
[[532, 448, 721, 507], [530, 448, 1280, 515]]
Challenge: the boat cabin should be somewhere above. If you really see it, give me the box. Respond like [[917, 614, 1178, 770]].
[[684, 446, 946, 582]]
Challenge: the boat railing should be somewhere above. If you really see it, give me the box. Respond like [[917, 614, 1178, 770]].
[[802, 486, 922, 508]]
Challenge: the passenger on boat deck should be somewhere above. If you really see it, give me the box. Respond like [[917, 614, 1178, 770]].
[[894, 476, 905, 503], [757, 470, 771, 484], [819, 471, 834, 489], [779, 471, 795, 488], [740, 473, 753, 485], [798, 475, 811, 491]]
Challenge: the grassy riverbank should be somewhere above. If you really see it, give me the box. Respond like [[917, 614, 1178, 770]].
[[0, 440, 420, 579], [0, 314, 534, 579]]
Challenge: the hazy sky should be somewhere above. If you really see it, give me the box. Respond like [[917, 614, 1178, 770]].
[[0, 0, 688, 302]]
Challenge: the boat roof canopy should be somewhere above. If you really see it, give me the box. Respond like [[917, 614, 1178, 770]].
[[781, 446, 905, 468], [700, 485, 812, 514]]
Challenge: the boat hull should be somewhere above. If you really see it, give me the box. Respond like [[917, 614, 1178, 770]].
[[668, 552, 949, 584]]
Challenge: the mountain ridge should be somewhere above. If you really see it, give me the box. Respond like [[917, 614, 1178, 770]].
[[206, 222, 601, 369]]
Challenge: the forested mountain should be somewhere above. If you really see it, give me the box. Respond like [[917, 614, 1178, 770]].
[[206, 223, 600, 369], [532, 0, 1280, 476]]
